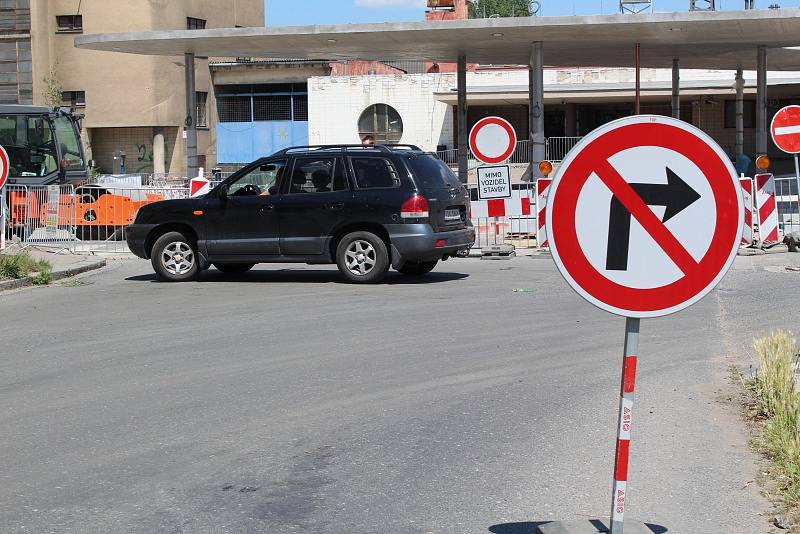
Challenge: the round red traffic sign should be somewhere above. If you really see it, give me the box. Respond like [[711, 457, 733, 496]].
[[771, 105, 800, 154], [0, 145, 9, 190], [469, 116, 517, 165], [545, 115, 742, 318]]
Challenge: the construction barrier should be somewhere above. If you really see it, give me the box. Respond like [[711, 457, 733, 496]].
[[536, 178, 552, 248], [3, 184, 189, 253], [755, 173, 780, 243], [740, 176, 754, 245], [469, 183, 538, 249]]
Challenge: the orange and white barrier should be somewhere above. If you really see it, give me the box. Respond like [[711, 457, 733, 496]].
[[755, 173, 780, 243], [536, 178, 552, 248], [740, 177, 754, 246]]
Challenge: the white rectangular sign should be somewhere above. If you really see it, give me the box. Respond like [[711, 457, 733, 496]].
[[477, 165, 512, 200]]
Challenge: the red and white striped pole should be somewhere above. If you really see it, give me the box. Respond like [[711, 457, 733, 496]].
[[610, 317, 639, 534]]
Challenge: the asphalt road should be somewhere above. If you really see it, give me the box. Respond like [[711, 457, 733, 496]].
[[1, 254, 797, 534]]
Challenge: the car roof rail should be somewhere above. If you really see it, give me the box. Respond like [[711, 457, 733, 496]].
[[381, 144, 422, 151], [273, 144, 396, 156]]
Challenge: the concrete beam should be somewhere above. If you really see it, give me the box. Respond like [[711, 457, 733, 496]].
[[185, 52, 198, 179], [75, 10, 800, 71], [671, 57, 680, 119], [757, 46, 768, 155], [735, 67, 745, 159], [457, 54, 468, 184], [530, 42, 545, 178]]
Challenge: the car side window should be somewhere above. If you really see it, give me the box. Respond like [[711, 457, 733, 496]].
[[227, 160, 287, 197], [350, 157, 399, 189], [286, 157, 349, 194]]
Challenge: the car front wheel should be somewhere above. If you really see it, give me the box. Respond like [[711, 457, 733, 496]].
[[335, 231, 390, 283], [398, 260, 438, 276], [151, 231, 199, 282]]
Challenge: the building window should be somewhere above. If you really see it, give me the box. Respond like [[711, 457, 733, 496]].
[[217, 96, 252, 122], [358, 104, 403, 143], [293, 95, 308, 121], [724, 100, 756, 129], [196, 92, 208, 127], [56, 15, 83, 33], [187, 17, 206, 30], [254, 95, 292, 121], [62, 91, 85, 108], [215, 84, 309, 123]]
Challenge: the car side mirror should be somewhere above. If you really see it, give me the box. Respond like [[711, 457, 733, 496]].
[[218, 184, 228, 200]]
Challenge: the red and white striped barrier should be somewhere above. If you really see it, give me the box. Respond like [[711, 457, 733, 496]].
[[469, 189, 534, 219], [536, 178, 552, 248], [740, 177, 754, 246], [755, 173, 780, 243]]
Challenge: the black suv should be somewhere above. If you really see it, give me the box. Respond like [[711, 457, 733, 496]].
[[126, 145, 475, 283]]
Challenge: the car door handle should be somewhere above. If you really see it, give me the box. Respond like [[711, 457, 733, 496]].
[[325, 202, 345, 211], [259, 204, 275, 212]]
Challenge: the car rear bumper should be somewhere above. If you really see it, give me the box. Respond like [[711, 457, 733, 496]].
[[126, 224, 157, 259], [386, 223, 475, 267]]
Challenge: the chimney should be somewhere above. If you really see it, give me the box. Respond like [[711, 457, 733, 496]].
[[425, 0, 468, 21]]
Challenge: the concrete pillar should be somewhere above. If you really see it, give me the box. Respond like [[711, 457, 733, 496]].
[[756, 46, 768, 155], [529, 42, 545, 177], [565, 103, 578, 137], [184, 52, 198, 179], [153, 127, 165, 175], [457, 54, 468, 184], [671, 58, 680, 120], [735, 67, 745, 159]]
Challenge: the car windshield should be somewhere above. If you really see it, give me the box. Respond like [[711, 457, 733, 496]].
[[0, 114, 59, 178]]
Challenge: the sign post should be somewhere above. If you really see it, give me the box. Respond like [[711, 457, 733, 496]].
[[0, 146, 9, 250], [470, 117, 517, 245], [541, 115, 742, 534], [770, 105, 800, 229]]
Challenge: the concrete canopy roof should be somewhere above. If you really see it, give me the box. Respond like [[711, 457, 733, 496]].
[[75, 9, 800, 70]]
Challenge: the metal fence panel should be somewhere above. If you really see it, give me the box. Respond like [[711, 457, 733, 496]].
[[775, 177, 800, 235]]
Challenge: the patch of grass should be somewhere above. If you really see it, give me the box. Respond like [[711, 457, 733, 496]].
[[752, 331, 800, 512], [0, 252, 52, 283]]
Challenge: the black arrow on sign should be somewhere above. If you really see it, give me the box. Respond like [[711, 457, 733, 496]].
[[606, 167, 701, 271]]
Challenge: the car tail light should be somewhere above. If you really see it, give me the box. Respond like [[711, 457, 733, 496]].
[[435, 239, 446, 248], [401, 195, 429, 219]]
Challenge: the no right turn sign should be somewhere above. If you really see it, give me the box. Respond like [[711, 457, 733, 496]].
[[546, 115, 743, 318]]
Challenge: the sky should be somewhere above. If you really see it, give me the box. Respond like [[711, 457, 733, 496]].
[[265, 0, 786, 26]]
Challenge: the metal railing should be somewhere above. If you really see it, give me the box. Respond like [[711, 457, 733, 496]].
[[468, 183, 540, 250], [546, 137, 582, 163], [3, 185, 189, 254], [775, 177, 800, 235]]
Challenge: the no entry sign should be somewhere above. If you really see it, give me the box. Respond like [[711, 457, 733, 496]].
[[771, 105, 800, 154], [469, 116, 517, 165], [546, 115, 742, 318]]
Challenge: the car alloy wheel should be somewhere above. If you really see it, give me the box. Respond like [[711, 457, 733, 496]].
[[161, 241, 195, 275], [344, 239, 377, 276]]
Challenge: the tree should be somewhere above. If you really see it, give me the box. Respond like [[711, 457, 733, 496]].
[[468, 0, 532, 18], [41, 63, 63, 107]]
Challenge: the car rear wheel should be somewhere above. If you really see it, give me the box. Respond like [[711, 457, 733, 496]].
[[336, 231, 389, 284], [214, 263, 255, 275], [151, 231, 199, 282], [398, 260, 438, 276]]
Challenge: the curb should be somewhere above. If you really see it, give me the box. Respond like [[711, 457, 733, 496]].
[[0, 258, 107, 292]]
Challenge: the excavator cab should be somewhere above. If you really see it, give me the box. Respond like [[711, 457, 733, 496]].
[[0, 105, 88, 186]]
